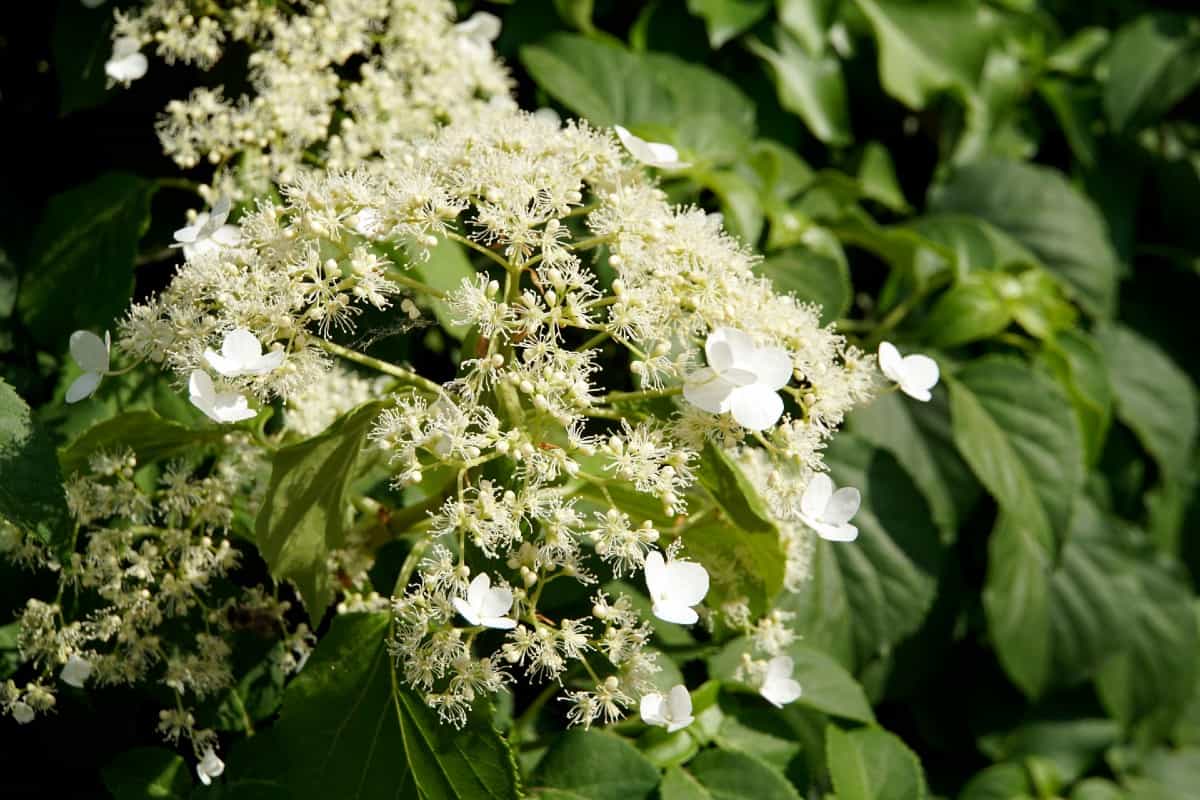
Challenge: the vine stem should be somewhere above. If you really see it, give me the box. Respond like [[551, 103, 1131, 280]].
[[315, 338, 443, 395]]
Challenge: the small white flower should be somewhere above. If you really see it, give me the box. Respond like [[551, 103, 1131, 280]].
[[643, 550, 709, 625], [11, 701, 34, 724], [759, 655, 802, 708], [60, 655, 94, 688], [878, 341, 939, 402], [452, 573, 517, 630], [798, 473, 861, 542], [105, 37, 147, 84], [196, 747, 224, 786], [65, 330, 110, 403], [173, 197, 241, 261], [204, 329, 285, 378], [640, 684, 694, 732], [188, 370, 257, 424], [455, 11, 502, 44], [683, 327, 793, 431], [614, 125, 691, 170]]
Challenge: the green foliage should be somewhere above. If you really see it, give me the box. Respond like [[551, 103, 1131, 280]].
[[825, 725, 928, 800], [255, 402, 386, 621], [0, 378, 71, 551], [102, 747, 193, 800], [532, 730, 659, 799]]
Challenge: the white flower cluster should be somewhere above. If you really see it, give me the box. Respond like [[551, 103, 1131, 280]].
[[3, 446, 312, 776]]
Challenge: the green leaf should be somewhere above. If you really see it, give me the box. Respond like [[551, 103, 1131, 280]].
[[697, 169, 765, 244], [102, 747, 193, 800], [59, 410, 226, 477], [531, 730, 659, 800], [1071, 778, 1129, 800], [929, 158, 1119, 317], [695, 441, 776, 534], [778, 0, 836, 55], [408, 238, 475, 340], [710, 639, 875, 723], [852, 0, 997, 109], [687, 0, 772, 48], [959, 763, 1032, 800], [688, 749, 801, 800], [755, 242, 852, 324], [1095, 325, 1198, 483], [904, 214, 1037, 275], [949, 356, 1084, 540], [748, 27, 852, 146], [553, 0, 595, 33], [1123, 748, 1200, 800], [1038, 330, 1112, 467], [1103, 13, 1200, 133], [857, 142, 909, 212], [982, 511, 1053, 697], [918, 275, 1014, 347], [255, 401, 385, 621], [713, 694, 803, 770], [979, 717, 1119, 786], [849, 390, 979, 542], [18, 172, 156, 349], [825, 724, 928, 800], [0, 379, 71, 551], [53, 0, 116, 116], [683, 519, 784, 616], [659, 766, 714, 800], [821, 434, 944, 666]]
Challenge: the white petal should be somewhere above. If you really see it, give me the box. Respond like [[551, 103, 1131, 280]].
[[651, 600, 699, 626], [197, 769, 212, 786], [105, 51, 147, 82], [640, 693, 667, 727], [646, 141, 681, 165], [729, 384, 784, 431], [480, 615, 518, 630], [767, 655, 794, 680], [718, 366, 758, 388], [455, 11, 502, 42], [748, 346, 793, 390], [60, 655, 93, 688], [899, 383, 933, 402], [222, 329, 264, 363], [666, 685, 692, 723], [479, 586, 514, 620], [189, 369, 216, 408], [204, 349, 242, 377], [643, 550, 667, 597], [877, 341, 904, 383], [69, 330, 109, 372], [810, 519, 858, 543], [11, 701, 34, 724], [822, 487, 861, 526], [110, 36, 139, 59], [665, 560, 709, 607], [899, 354, 939, 399], [199, 748, 224, 781], [761, 676, 803, 708], [800, 474, 833, 521], [615, 125, 687, 169], [467, 573, 491, 609], [207, 197, 232, 230], [250, 349, 286, 374], [683, 368, 735, 413], [66, 372, 103, 404], [452, 597, 481, 627], [173, 222, 201, 244], [706, 328, 756, 373], [212, 224, 242, 247]]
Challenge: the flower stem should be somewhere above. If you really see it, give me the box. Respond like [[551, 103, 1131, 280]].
[[315, 338, 442, 395], [603, 385, 682, 404], [385, 269, 447, 299]]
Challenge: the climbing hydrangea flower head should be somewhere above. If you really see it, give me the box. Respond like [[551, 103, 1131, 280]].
[[204, 329, 285, 378], [644, 550, 710, 625], [452, 574, 517, 630], [684, 327, 793, 431], [798, 473, 862, 542]]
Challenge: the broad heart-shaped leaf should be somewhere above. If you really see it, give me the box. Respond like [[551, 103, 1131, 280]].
[[686, 0, 771, 48], [755, 242, 851, 324], [848, 389, 980, 543], [825, 724, 928, 800], [709, 638, 875, 724], [918, 275, 1014, 347], [686, 749, 801, 800], [255, 401, 385, 622], [1039, 330, 1113, 468], [802, 434, 943, 668], [222, 613, 520, 800], [659, 766, 713, 800], [1103, 13, 1200, 134], [978, 716, 1120, 787], [1095, 325, 1198, 484], [958, 763, 1032, 800], [682, 519, 784, 617], [0, 379, 71, 552], [18, 172, 156, 349], [531, 730, 659, 800], [852, 0, 998, 109], [929, 158, 1119, 318], [903, 214, 1037, 276], [1123, 748, 1200, 800], [407, 237, 475, 340], [58, 410, 226, 477], [949, 356, 1084, 544], [102, 747, 192, 800], [747, 27, 852, 146], [695, 441, 776, 534], [53, 0, 116, 116]]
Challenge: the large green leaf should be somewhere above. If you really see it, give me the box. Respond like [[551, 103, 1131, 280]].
[[18, 173, 156, 349], [102, 747, 193, 800], [982, 511, 1053, 697], [222, 613, 519, 800], [959, 763, 1032, 800], [695, 442, 775, 534], [59, 410, 226, 476], [1039, 330, 1113, 467], [755, 241, 850, 323], [930, 158, 1119, 317], [825, 725, 928, 800], [1103, 13, 1200, 133], [0, 379, 71, 552], [683, 519, 784, 616], [687, 0, 772, 48], [748, 27, 852, 146], [1095, 325, 1198, 484], [852, 0, 997, 109], [687, 749, 801, 800], [255, 402, 385, 621], [531, 730, 659, 800], [53, 0, 116, 116], [408, 238, 476, 340], [659, 766, 713, 800], [949, 356, 1084, 542]]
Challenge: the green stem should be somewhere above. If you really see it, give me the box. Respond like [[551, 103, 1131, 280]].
[[315, 338, 442, 395], [385, 269, 447, 299], [603, 385, 682, 404], [577, 330, 611, 351], [446, 232, 512, 272]]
